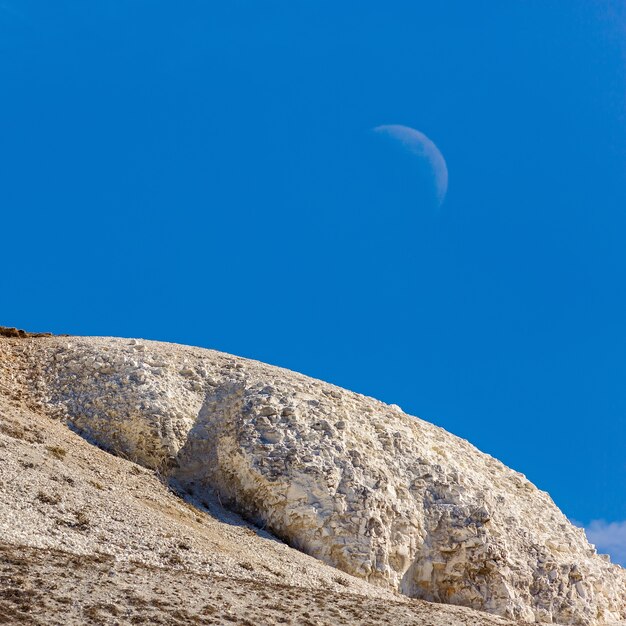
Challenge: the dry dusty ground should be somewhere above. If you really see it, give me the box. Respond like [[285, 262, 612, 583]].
[[0, 543, 520, 626], [0, 334, 526, 625]]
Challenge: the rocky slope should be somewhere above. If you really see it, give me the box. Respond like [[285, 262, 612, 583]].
[[0, 382, 516, 626], [1, 334, 625, 625]]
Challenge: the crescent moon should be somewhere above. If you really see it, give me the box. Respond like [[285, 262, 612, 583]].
[[373, 124, 448, 205]]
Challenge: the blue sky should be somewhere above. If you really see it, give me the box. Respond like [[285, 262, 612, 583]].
[[2, 2, 625, 564]]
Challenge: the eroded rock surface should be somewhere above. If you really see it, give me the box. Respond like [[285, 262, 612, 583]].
[[7, 336, 626, 625]]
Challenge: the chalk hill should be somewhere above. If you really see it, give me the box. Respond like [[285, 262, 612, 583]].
[[1, 333, 624, 625]]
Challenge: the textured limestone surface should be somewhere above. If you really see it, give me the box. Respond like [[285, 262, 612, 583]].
[[0, 339, 517, 626], [6, 336, 626, 625]]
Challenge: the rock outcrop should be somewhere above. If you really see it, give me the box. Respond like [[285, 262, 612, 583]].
[[0, 325, 55, 338], [8, 336, 626, 625]]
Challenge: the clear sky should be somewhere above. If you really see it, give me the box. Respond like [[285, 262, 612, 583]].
[[2, 2, 625, 564]]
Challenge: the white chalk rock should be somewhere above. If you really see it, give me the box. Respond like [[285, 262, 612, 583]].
[[23, 337, 626, 625]]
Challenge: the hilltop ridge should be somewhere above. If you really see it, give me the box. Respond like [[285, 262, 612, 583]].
[[1, 334, 624, 625]]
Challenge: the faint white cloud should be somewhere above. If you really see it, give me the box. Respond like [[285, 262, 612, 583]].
[[585, 520, 626, 566]]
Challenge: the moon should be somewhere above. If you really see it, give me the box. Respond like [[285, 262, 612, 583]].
[[373, 124, 448, 205]]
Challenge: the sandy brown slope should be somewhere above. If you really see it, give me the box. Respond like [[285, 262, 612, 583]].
[[0, 339, 517, 626]]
